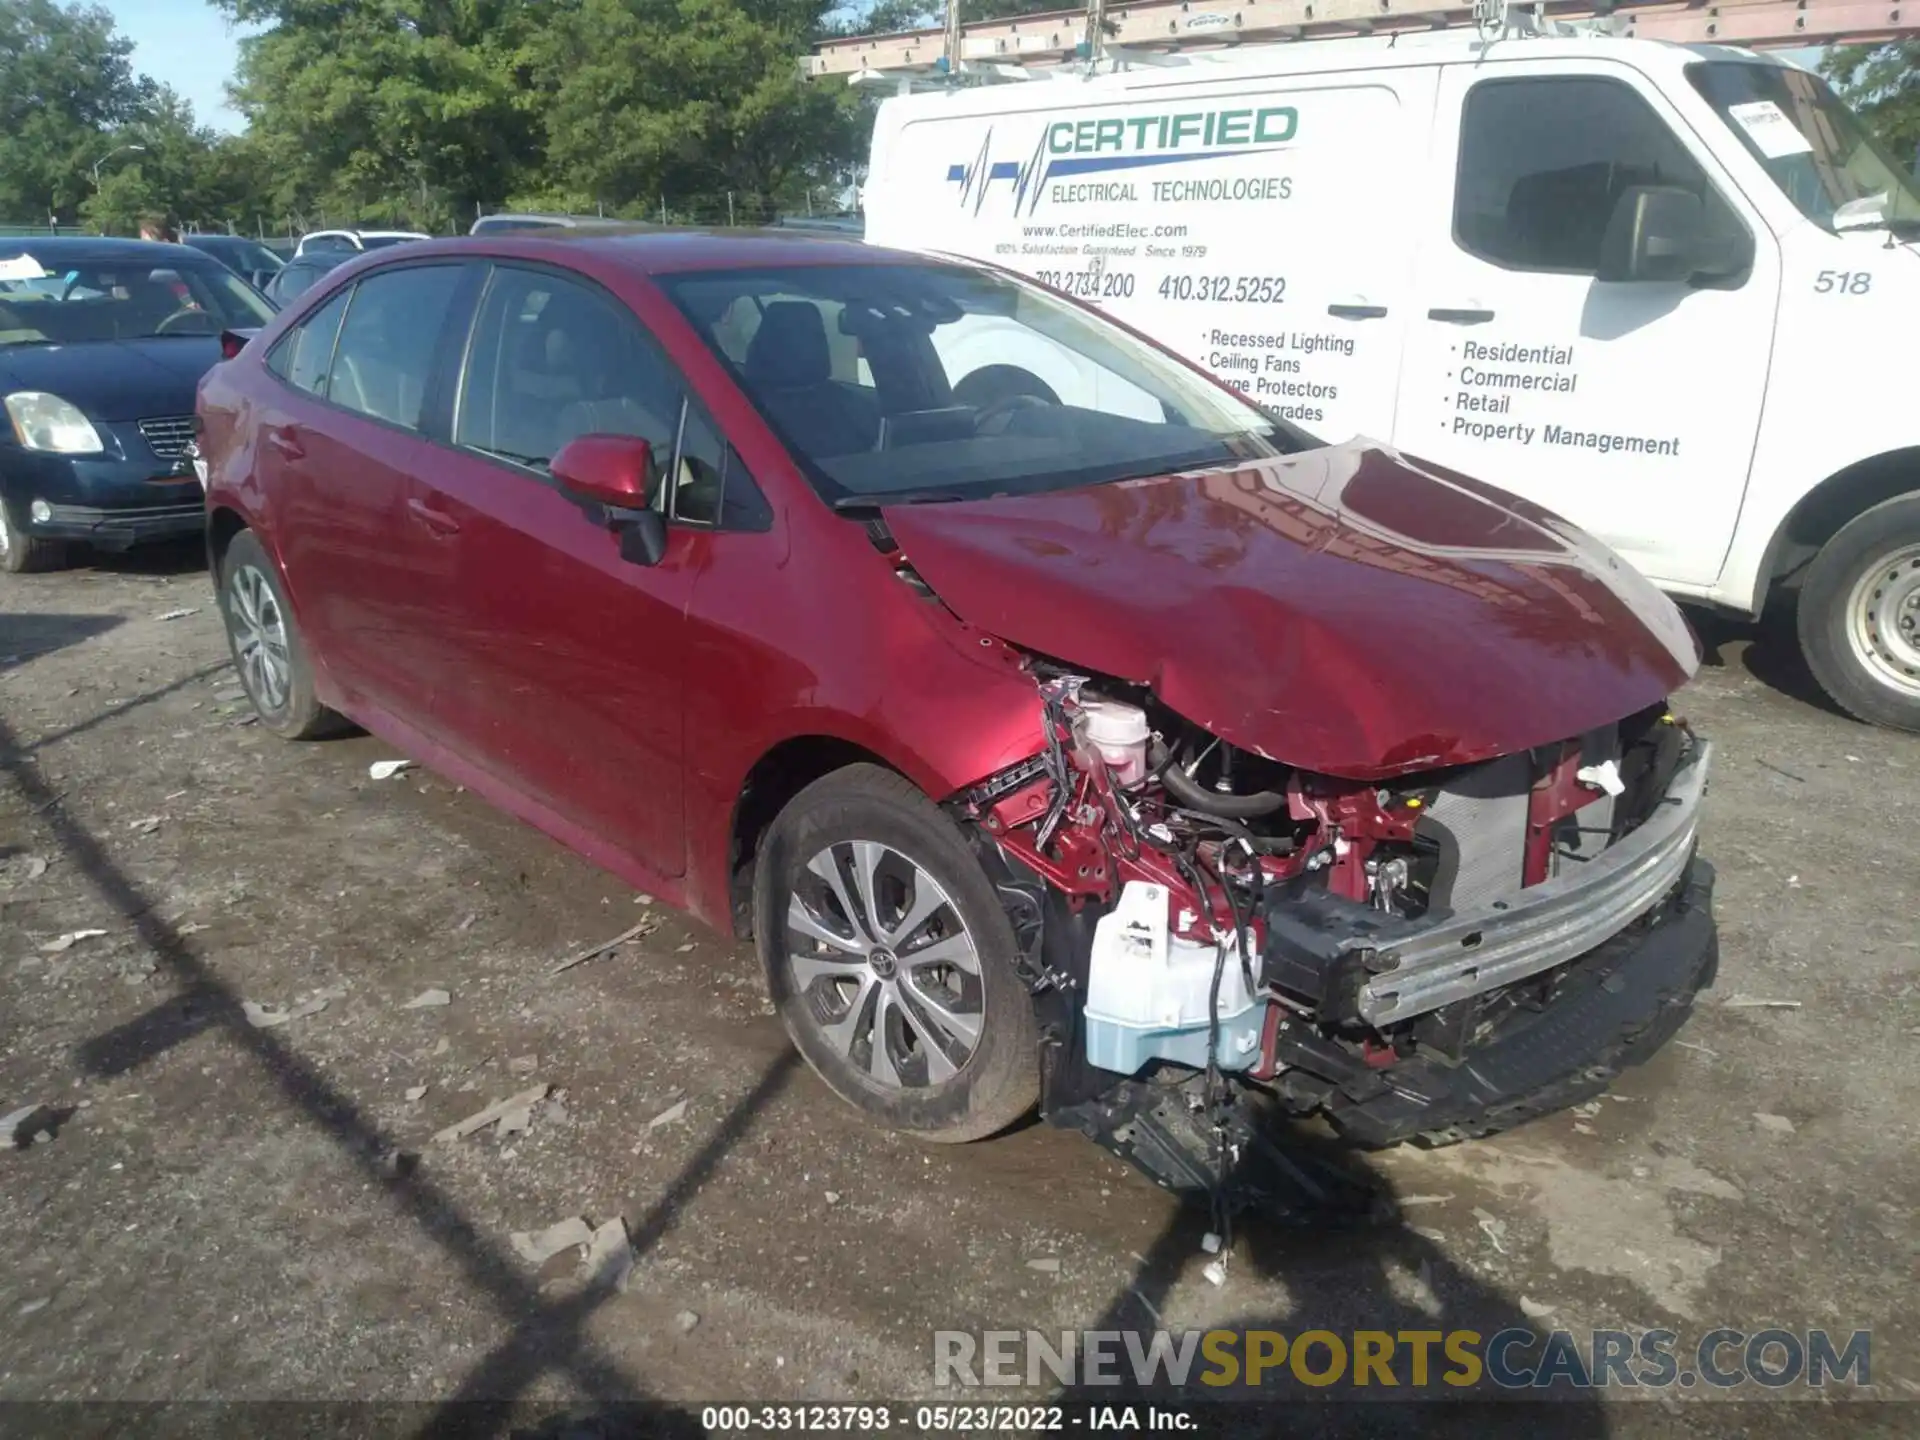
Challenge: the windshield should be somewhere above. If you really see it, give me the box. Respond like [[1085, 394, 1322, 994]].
[[1687, 61, 1920, 233], [202, 237, 283, 273], [661, 262, 1311, 505], [0, 256, 274, 347]]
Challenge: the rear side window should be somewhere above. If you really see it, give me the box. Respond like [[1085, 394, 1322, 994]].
[[267, 288, 349, 396], [326, 266, 464, 429], [1454, 77, 1744, 275]]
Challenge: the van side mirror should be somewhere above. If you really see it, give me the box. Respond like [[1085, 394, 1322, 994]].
[[552, 433, 667, 566], [1598, 185, 1748, 286]]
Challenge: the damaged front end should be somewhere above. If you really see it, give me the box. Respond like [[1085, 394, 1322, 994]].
[[953, 669, 1717, 1216]]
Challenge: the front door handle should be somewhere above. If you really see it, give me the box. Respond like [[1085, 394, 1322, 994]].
[[1427, 307, 1496, 324], [1327, 303, 1388, 320], [265, 426, 305, 460], [406, 496, 461, 536]]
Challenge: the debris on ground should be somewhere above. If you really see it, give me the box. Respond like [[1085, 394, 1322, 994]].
[[550, 918, 659, 976], [511, 1216, 597, 1266], [634, 894, 654, 906], [242, 994, 331, 1029], [153, 608, 198, 622], [431, 1085, 551, 1145], [128, 816, 162, 835], [8, 855, 49, 881], [404, 1085, 429, 1102], [582, 1217, 634, 1292], [4, 1104, 49, 1149], [1395, 1194, 1455, 1208], [674, 1310, 701, 1335], [823, 1191, 840, 1205], [1201, 1259, 1227, 1287], [18, 1297, 50, 1316], [401, 988, 451, 1010], [1025, 1257, 1061, 1274], [1199, 1232, 1222, 1255], [1754, 1112, 1797, 1135], [496, 1096, 538, 1136], [1473, 1207, 1509, 1255], [368, 759, 413, 780], [507, 1055, 539, 1076], [1572, 1100, 1604, 1120], [1520, 1296, 1558, 1319], [40, 929, 108, 954], [1723, 996, 1803, 1010], [646, 1096, 689, 1131]]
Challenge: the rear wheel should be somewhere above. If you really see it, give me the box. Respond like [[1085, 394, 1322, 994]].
[[218, 529, 347, 740], [0, 496, 68, 574], [753, 764, 1039, 1143], [1798, 492, 1920, 733]]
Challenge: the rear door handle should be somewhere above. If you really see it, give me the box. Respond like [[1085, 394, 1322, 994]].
[[1327, 304, 1388, 320], [265, 427, 304, 460], [406, 496, 461, 537], [1427, 307, 1495, 324]]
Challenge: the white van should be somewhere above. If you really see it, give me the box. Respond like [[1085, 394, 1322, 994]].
[[862, 31, 1920, 730]]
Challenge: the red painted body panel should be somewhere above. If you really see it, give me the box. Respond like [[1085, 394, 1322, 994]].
[[882, 442, 1699, 780], [196, 228, 1695, 944]]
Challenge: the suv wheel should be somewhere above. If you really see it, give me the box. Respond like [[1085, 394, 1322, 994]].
[[0, 497, 68, 574], [1798, 493, 1920, 732], [219, 529, 347, 739], [754, 764, 1039, 1143]]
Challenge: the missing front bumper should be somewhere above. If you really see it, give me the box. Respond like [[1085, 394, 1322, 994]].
[[1263, 741, 1712, 1027]]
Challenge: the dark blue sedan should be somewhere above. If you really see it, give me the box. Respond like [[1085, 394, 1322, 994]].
[[0, 237, 274, 572]]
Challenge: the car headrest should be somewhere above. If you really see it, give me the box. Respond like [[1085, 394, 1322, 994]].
[[745, 301, 830, 390]]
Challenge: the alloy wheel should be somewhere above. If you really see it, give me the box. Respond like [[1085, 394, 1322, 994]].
[[784, 840, 985, 1090], [227, 563, 292, 713]]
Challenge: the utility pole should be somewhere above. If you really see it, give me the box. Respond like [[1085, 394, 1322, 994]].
[[91, 143, 146, 187]]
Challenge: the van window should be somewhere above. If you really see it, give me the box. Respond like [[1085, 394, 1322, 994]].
[[1455, 77, 1744, 275]]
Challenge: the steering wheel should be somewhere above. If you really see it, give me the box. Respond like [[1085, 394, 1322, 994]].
[[972, 391, 1058, 436], [156, 306, 215, 336]]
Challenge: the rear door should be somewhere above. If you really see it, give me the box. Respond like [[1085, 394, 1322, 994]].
[[1390, 60, 1778, 587], [866, 65, 1439, 446], [262, 263, 471, 719]]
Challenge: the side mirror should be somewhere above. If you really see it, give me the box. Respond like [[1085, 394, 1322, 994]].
[[552, 433, 667, 566], [1598, 185, 1749, 286], [219, 328, 259, 360]]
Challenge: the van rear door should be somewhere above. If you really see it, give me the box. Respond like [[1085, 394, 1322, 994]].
[[1390, 58, 1778, 589], [867, 64, 1438, 447]]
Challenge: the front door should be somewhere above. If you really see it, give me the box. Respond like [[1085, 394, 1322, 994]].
[[1390, 60, 1779, 588]]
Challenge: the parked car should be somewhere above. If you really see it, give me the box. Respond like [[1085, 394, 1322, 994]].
[[183, 233, 285, 292], [294, 228, 429, 258], [469, 213, 637, 235], [265, 252, 349, 306], [196, 232, 1716, 1195], [0, 237, 273, 572]]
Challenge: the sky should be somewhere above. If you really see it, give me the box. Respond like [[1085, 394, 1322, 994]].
[[105, 0, 254, 134]]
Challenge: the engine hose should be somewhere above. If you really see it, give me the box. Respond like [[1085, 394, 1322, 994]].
[[1153, 740, 1287, 818]]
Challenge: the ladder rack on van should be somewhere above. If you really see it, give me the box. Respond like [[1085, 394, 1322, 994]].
[[807, 0, 1920, 81]]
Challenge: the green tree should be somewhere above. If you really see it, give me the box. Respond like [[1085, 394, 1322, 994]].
[[1822, 42, 1920, 172], [534, 0, 865, 220], [0, 0, 155, 222], [216, 0, 545, 230]]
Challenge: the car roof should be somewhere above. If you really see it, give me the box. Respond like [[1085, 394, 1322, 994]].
[[0, 236, 218, 266], [382, 226, 908, 276]]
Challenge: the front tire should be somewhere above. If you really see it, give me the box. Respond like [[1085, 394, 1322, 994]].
[[218, 529, 347, 740], [753, 764, 1039, 1143], [0, 496, 68, 574], [1798, 492, 1920, 732]]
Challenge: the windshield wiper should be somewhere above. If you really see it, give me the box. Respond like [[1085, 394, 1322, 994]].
[[831, 491, 972, 515]]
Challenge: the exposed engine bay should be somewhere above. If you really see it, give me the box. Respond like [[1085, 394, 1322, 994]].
[[952, 666, 1716, 1215]]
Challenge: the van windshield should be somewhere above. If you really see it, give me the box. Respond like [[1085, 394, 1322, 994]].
[[660, 262, 1312, 506], [1686, 61, 1920, 235]]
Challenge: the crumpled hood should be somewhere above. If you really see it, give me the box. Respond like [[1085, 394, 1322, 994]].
[[883, 441, 1699, 780], [0, 337, 219, 422]]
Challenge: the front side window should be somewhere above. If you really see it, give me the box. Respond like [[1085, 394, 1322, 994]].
[[1455, 76, 1746, 275], [661, 262, 1309, 506], [326, 265, 464, 429], [1687, 61, 1920, 235], [267, 287, 350, 395], [0, 257, 273, 347], [454, 266, 683, 479]]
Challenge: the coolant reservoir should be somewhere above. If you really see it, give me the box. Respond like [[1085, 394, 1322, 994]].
[[1083, 881, 1264, 1075], [1076, 697, 1150, 787]]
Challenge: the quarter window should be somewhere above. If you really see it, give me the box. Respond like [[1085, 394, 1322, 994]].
[[1455, 77, 1745, 276], [267, 288, 350, 396], [325, 265, 464, 429]]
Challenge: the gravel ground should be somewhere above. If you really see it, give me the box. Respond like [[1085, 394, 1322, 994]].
[[0, 546, 1914, 1436]]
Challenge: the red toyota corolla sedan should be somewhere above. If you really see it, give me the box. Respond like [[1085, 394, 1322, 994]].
[[196, 230, 1717, 1197]]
